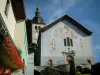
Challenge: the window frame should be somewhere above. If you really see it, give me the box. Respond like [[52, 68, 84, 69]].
[[64, 38, 67, 46], [64, 37, 73, 47], [4, 0, 10, 17], [35, 26, 37, 30]]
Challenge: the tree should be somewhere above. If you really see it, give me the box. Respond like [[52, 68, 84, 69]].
[[68, 55, 76, 75]]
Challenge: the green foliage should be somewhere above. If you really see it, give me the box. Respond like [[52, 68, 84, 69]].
[[17, 48, 22, 56], [69, 56, 76, 75], [76, 72, 81, 75], [41, 67, 61, 75], [11, 68, 20, 73]]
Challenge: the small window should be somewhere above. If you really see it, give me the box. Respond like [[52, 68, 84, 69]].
[[70, 39, 73, 46], [38, 26, 41, 30], [64, 39, 66, 46], [67, 37, 70, 46], [35, 26, 37, 30], [5, 0, 10, 16]]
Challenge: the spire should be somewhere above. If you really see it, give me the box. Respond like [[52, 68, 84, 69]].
[[32, 5, 45, 24], [35, 5, 40, 17]]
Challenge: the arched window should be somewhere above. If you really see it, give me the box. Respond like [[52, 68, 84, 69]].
[[70, 39, 73, 46], [64, 37, 73, 47], [35, 26, 37, 30], [38, 26, 41, 30], [67, 37, 70, 46], [64, 38, 66, 46]]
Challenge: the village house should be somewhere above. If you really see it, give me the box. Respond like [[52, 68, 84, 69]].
[[0, 0, 28, 75]]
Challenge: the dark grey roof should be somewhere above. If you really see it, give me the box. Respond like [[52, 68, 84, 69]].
[[40, 15, 92, 36], [32, 6, 45, 24]]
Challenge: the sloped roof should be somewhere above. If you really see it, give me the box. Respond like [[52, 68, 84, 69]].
[[40, 15, 92, 35], [11, 0, 26, 21]]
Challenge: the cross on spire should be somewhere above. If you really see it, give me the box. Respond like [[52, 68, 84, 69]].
[[32, 5, 45, 24], [35, 5, 40, 17]]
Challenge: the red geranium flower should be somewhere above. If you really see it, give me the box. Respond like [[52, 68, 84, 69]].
[[3, 36, 24, 69]]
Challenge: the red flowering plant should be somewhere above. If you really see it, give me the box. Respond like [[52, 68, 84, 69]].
[[2, 36, 24, 69]]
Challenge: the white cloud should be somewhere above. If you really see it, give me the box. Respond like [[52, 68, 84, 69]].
[[47, 0, 81, 24]]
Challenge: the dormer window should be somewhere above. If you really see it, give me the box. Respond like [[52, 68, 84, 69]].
[[5, 0, 10, 16]]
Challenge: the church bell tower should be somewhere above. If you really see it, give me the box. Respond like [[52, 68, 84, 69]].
[[32, 5, 45, 44], [26, 6, 46, 54]]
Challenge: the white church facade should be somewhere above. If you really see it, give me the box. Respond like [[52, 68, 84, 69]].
[[37, 15, 95, 67], [26, 6, 95, 74]]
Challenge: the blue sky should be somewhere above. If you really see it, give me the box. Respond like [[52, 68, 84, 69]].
[[24, 0, 100, 62]]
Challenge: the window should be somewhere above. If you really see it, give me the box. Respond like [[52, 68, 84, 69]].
[[64, 39, 66, 46], [64, 37, 73, 47], [67, 37, 70, 46], [38, 26, 41, 30], [35, 26, 37, 30], [5, 0, 10, 16], [70, 39, 73, 46]]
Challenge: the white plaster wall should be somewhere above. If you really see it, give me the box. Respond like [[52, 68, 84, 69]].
[[32, 24, 45, 44], [27, 53, 34, 75], [14, 21, 25, 49], [0, 0, 6, 13], [22, 23, 29, 75], [27, 63, 34, 75], [27, 23, 46, 75], [7, 2, 16, 39], [41, 19, 95, 66], [0, 0, 16, 40]]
